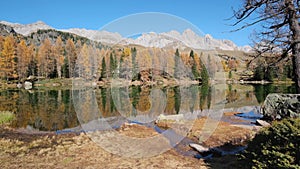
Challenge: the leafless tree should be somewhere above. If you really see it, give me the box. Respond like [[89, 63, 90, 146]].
[[232, 0, 300, 92]]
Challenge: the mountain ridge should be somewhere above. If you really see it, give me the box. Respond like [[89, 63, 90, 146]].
[[0, 20, 252, 52]]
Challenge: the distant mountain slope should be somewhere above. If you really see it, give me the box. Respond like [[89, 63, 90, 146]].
[[0, 20, 252, 52], [61, 28, 123, 44], [0, 21, 104, 48], [122, 29, 252, 51], [0, 21, 53, 36], [64, 28, 253, 52], [0, 23, 18, 36]]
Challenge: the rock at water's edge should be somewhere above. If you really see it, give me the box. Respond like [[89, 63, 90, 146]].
[[261, 94, 300, 120], [189, 143, 209, 153], [255, 119, 271, 127]]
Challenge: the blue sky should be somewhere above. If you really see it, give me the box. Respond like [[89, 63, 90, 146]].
[[0, 0, 259, 46]]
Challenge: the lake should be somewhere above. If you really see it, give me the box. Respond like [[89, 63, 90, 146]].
[[0, 84, 296, 131]]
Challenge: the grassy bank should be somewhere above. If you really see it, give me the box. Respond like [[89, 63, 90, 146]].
[[0, 111, 15, 125]]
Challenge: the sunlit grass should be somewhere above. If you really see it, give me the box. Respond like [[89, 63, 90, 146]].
[[0, 111, 15, 125]]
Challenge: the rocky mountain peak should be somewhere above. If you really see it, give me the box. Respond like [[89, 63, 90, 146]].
[[0, 20, 53, 36], [0, 20, 253, 52]]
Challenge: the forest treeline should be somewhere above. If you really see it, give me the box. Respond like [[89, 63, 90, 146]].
[[0, 34, 215, 83], [1, 32, 291, 84], [252, 58, 295, 82]]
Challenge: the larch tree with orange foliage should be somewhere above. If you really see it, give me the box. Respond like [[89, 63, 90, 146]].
[[0, 35, 17, 81], [65, 38, 77, 78], [53, 36, 64, 78], [38, 38, 54, 78], [16, 40, 31, 80]]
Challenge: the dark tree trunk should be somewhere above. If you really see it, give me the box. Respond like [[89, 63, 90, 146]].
[[285, 0, 300, 93], [293, 41, 300, 93]]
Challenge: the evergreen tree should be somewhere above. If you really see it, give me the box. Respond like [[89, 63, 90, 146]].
[[254, 65, 265, 81], [190, 50, 200, 80], [28, 58, 38, 77], [265, 66, 276, 81], [109, 53, 115, 77], [174, 48, 180, 79], [100, 57, 106, 80], [286, 63, 295, 79], [241, 118, 300, 168], [119, 50, 127, 79], [200, 62, 209, 85], [27, 47, 38, 77], [65, 38, 77, 78], [62, 56, 69, 78], [229, 70, 232, 79], [101, 88, 107, 110], [131, 47, 138, 81], [200, 83, 209, 110], [174, 86, 181, 114], [130, 85, 141, 116]]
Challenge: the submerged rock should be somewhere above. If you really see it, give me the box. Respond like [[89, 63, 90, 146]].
[[261, 94, 300, 120]]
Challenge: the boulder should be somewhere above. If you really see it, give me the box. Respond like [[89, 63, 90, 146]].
[[255, 119, 271, 127], [24, 81, 33, 90], [261, 94, 300, 120], [189, 143, 209, 153]]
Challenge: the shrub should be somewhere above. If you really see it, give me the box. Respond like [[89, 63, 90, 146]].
[[240, 118, 300, 168]]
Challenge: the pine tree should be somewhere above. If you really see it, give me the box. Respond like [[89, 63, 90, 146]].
[[62, 56, 69, 78], [190, 50, 200, 80], [119, 51, 124, 78], [200, 62, 209, 85], [174, 86, 181, 114], [174, 48, 180, 79], [254, 65, 265, 81], [229, 70, 233, 79], [27, 44, 37, 76], [265, 66, 275, 81], [109, 53, 116, 77], [100, 57, 106, 80], [131, 47, 138, 80]]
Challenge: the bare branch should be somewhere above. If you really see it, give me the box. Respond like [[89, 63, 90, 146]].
[[232, 7, 259, 26], [230, 14, 275, 32]]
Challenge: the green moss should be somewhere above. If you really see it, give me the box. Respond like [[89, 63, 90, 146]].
[[0, 111, 15, 125]]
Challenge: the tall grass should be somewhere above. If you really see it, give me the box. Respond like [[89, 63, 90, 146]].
[[0, 111, 15, 125]]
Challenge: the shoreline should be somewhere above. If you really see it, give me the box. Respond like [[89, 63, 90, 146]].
[[0, 78, 295, 89], [0, 113, 260, 168]]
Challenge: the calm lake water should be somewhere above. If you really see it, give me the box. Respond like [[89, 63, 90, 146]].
[[0, 84, 296, 131]]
